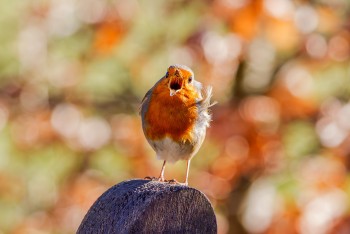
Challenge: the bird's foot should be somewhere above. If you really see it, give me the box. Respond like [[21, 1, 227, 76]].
[[144, 176, 157, 181], [166, 179, 188, 186], [144, 176, 165, 182]]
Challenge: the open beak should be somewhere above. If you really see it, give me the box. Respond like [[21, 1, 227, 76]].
[[169, 77, 183, 96]]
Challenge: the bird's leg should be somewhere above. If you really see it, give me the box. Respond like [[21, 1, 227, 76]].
[[158, 160, 166, 182], [167, 160, 191, 185], [184, 159, 191, 186], [145, 160, 167, 182]]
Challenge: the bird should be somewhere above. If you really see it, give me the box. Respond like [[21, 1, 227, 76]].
[[140, 64, 214, 185]]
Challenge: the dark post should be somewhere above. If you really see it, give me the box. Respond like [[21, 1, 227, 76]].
[[77, 179, 217, 233]]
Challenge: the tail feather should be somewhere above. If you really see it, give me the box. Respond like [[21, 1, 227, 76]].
[[197, 85, 217, 127], [201, 86, 217, 109]]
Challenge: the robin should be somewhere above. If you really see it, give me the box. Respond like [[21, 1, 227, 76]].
[[140, 64, 214, 185]]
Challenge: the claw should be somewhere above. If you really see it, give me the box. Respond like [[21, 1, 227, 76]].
[[144, 176, 166, 182], [144, 176, 157, 181], [166, 179, 188, 186], [166, 179, 178, 184]]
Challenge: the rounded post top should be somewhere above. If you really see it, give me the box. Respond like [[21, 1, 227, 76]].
[[78, 179, 217, 234]]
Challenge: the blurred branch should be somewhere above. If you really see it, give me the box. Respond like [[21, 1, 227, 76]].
[[232, 60, 246, 101], [232, 48, 303, 101]]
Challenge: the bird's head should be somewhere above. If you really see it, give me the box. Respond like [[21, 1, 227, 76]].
[[151, 65, 201, 104], [164, 65, 195, 97]]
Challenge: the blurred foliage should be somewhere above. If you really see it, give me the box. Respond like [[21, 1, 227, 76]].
[[1, 0, 350, 233]]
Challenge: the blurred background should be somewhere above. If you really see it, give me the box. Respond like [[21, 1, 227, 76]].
[[1, 0, 350, 233]]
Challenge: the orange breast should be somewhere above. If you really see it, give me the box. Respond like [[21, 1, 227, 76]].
[[145, 86, 199, 143]]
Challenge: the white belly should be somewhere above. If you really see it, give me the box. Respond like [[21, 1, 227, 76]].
[[148, 137, 196, 163]]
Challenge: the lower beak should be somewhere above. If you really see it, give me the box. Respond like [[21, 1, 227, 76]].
[[169, 78, 183, 96], [170, 89, 178, 96]]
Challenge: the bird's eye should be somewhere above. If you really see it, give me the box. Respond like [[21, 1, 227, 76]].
[[188, 76, 193, 83], [165, 72, 169, 78]]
